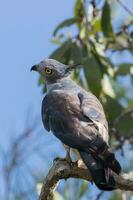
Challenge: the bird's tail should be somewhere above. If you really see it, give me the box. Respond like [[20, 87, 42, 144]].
[[87, 139, 121, 175], [79, 151, 118, 191]]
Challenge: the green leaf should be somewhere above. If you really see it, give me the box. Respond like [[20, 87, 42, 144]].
[[50, 37, 62, 45], [102, 75, 115, 98], [101, 1, 114, 38], [38, 75, 47, 93], [53, 191, 64, 200], [115, 63, 133, 76], [109, 191, 122, 200], [89, 40, 112, 74], [79, 180, 88, 198], [70, 41, 83, 64], [93, 19, 102, 33], [74, 0, 85, 27], [49, 39, 72, 64], [38, 75, 45, 86], [114, 110, 133, 136], [103, 95, 124, 121], [36, 182, 42, 194], [83, 54, 103, 96], [53, 18, 77, 36]]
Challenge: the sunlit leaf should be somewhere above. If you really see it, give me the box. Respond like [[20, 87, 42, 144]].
[[74, 0, 85, 28], [80, 26, 86, 39], [102, 75, 115, 98], [107, 31, 130, 51], [38, 75, 45, 86], [36, 182, 42, 194], [93, 19, 102, 33], [53, 191, 64, 200], [51, 37, 62, 45], [79, 180, 88, 198], [115, 63, 133, 76]]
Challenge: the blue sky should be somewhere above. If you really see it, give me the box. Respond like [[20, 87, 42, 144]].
[[0, 0, 133, 199], [0, 0, 133, 148], [0, 0, 75, 148], [0, 0, 132, 149]]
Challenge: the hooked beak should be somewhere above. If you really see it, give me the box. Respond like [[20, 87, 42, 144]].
[[30, 65, 39, 72]]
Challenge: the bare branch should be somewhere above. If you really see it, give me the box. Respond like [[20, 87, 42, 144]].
[[39, 159, 133, 200], [116, 0, 133, 17], [95, 191, 104, 200]]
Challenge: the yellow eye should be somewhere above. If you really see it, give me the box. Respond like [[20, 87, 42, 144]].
[[44, 67, 53, 75]]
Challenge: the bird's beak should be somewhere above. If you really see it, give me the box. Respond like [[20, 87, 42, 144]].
[[30, 65, 39, 72]]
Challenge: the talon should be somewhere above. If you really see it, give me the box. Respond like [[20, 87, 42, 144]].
[[53, 157, 69, 163], [69, 161, 77, 167], [53, 157, 62, 163]]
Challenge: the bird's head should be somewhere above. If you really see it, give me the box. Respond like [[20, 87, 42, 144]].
[[31, 59, 79, 84]]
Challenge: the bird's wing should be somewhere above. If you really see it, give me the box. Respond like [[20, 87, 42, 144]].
[[41, 92, 70, 134], [78, 92, 109, 143], [42, 91, 121, 174], [77, 91, 121, 174]]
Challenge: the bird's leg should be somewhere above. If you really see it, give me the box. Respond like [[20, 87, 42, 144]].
[[54, 144, 72, 164], [72, 149, 87, 168], [64, 144, 71, 163]]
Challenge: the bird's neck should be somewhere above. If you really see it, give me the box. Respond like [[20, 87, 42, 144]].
[[46, 77, 79, 93]]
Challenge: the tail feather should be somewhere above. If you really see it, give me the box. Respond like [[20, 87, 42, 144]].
[[79, 151, 117, 191], [88, 138, 121, 174]]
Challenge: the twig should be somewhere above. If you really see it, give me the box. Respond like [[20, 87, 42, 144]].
[[39, 159, 133, 200], [95, 191, 104, 200], [116, 0, 133, 17], [91, 0, 97, 17]]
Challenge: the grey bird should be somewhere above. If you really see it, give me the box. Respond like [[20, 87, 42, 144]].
[[31, 59, 121, 191]]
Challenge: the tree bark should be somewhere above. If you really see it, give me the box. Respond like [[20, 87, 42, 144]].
[[39, 160, 133, 200]]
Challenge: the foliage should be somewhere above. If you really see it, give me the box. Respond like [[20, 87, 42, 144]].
[[39, 0, 133, 140], [1, 0, 133, 200], [37, 0, 133, 199]]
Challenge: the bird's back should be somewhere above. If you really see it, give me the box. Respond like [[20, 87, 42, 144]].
[[42, 89, 109, 147]]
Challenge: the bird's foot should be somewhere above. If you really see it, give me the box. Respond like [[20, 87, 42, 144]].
[[77, 159, 87, 169], [53, 156, 74, 167], [53, 157, 67, 163]]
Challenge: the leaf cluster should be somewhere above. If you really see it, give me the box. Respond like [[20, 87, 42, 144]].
[[39, 0, 133, 141]]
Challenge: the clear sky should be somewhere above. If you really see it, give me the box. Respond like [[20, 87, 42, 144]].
[[0, 0, 75, 148], [0, 0, 132, 147], [0, 0, 133, 146], [0, 0, 133, 199]]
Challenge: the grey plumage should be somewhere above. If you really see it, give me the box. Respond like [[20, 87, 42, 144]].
[[31, 59, 121, 191]]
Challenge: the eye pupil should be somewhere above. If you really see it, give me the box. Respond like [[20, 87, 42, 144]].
[[45, 68, 52, 75]]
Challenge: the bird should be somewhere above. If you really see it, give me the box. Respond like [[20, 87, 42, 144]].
[[31, 58, 121, 191]]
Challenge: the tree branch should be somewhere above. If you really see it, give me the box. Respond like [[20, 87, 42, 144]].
[[116, 0, 133, 17], [39, 159, 133, 200]]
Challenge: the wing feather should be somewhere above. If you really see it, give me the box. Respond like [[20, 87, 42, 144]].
[[78, 92, 109, 143]]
